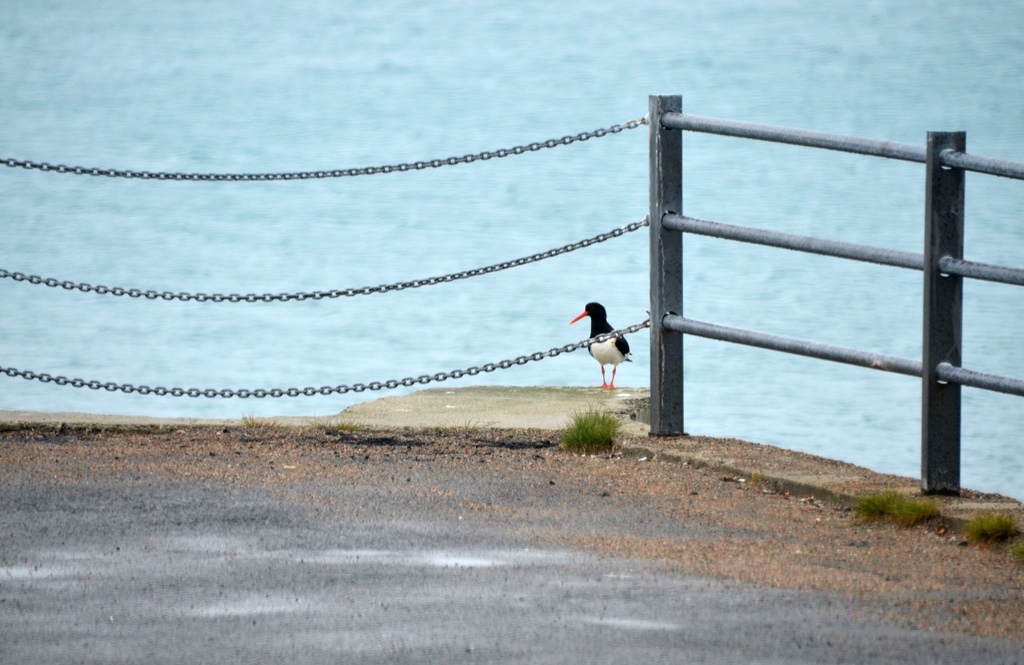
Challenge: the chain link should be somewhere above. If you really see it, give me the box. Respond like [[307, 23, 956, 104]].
[[0, 320, 650, 399], [1, 118, 648, 182], [0, 219, 649, 303]]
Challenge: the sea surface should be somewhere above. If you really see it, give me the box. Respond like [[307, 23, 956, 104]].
[[2, 1, 1022, 499]]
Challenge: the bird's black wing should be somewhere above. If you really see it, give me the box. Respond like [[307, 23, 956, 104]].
[[615, 335, 630, 358]]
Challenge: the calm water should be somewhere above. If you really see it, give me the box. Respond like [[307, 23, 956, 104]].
[[2, 1, 1022, 499]]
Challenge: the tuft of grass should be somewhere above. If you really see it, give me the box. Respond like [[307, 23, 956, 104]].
[[853, 490, 905, 522], [310, 416, 369, 432], [561, 410, 621, 455], [1009, 538, 1024, 565], [892, 496, 940, 527], [423, 420, 489, 435], [853, 490, 939, 527], [240, 413, 282, 429], [964, 513, 1020, 546]]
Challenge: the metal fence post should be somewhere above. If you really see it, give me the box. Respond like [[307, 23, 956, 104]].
[[649, 95, 684, 435], [922, 131, 966, 495]]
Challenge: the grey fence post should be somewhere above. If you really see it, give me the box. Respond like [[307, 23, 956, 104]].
[[922, 131, 966, 495], [649, 95, 684, 435]]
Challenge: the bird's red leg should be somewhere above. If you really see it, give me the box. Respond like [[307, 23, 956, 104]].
[[600, 366, 609, 389], [607, 366, 618, 390]]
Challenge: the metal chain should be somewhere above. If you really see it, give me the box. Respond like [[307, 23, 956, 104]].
[[1, 117, 648, 182], [0, 320, 650, 399], [0, 219, 649, 303]]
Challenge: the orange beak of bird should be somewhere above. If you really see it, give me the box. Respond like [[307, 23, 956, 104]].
[[569, 311, 588, 325]]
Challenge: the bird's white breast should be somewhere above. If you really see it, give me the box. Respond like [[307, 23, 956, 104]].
[[589, 338, 627, 366]]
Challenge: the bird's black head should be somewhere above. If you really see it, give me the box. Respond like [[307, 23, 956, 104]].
[[583, 302, 607, 320], [570, 302, 614, 335]]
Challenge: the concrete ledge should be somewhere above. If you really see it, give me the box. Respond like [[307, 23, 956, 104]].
[[0, 386, 650, 433], [617, 435, 1022, 529], [2, 385, 1020, 529], [335, 385, 650, 432]]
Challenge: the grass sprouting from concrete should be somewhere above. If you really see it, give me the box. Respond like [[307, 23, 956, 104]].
[[561, 410, 620, 455], [423, 421, 489, 435], [852, 490, 939, 527], [1009, 538, 1024, 565], [964, 513, 1020, 546], [309, 416, 370, 432], [241, 413, 282, 429], [852, 491, 904, 522]]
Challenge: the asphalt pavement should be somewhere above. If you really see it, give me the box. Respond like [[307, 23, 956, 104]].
[[2, 387, 1022, 663], [4, 465, 1020, 665]]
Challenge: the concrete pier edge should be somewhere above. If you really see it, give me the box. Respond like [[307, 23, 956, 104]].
[[2, 385, 1020, 535]]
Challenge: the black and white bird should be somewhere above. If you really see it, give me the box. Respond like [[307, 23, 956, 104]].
[[570, 302, 631, 389]]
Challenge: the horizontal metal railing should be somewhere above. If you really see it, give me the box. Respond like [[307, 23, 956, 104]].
[[661, 315, 924, 378], [662, 214, 924, 270], [649, 94, 1024, 495], [662, 111, 1024, 181], [661, 112, 928, 163], [937, 256, 1024, 287], [935, 364, 1024, 399], [664, 215, 1024, 285], [937, 149, 1024, 181]]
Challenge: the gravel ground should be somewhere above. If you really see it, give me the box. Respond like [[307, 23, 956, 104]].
[[2, 425, 1022, 659]]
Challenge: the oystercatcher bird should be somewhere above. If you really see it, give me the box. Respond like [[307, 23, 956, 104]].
[[570, 302, 631, 389]]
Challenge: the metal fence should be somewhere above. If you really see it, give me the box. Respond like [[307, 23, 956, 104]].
[[647, 94, 1024, 495]]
